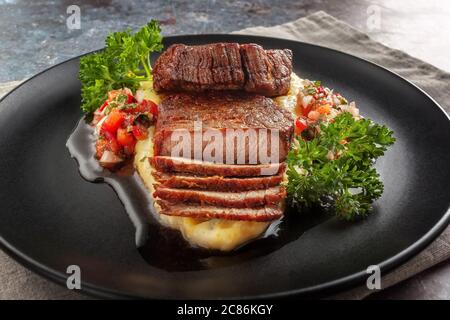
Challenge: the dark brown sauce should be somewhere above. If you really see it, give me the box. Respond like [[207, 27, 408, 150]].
[[66, 117, 330, 271]]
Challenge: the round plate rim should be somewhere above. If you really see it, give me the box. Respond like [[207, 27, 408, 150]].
[[0, 34, 449, 299]]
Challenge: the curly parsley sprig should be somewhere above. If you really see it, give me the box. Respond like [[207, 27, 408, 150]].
[[285, 112, 395, 219], [79, 20, 163, 114]]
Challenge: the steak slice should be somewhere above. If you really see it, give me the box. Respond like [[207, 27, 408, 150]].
[[153, 92, 294, 163], [151, 156, 286, 177], [154, 186, 286, 208], [153, 43, 245, 92], [152, 43, 293, 96], [241, 44, 293, 96], [157, 200, 283, 221], [153, 171, 284, 191]]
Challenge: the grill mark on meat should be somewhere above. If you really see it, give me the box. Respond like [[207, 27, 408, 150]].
[[241, 44, 293, 96], [153, 92, 294, 163], [153, 43, 292, 96], [153, 171, 284, 191], [157, 200, 283, 221], [155, 92, 294, 131], [153, 43, 245, 92], [151, 156, 286, 177], [154, 186, 286, 208]]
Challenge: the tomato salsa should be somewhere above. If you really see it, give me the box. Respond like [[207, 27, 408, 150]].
[[294, 80, 360, 139], [92, 88, 157, 169]]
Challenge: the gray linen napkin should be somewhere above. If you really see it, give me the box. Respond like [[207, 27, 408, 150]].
[[0, 11, 449, 300]]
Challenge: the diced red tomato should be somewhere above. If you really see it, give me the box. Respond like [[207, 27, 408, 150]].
[[116, 128, 135, 147], [99, 100, 109, 112], [102, 110, 125, 134], [123, 140, 136, 156], [317, 86, 325, 94], [301, 104, 312, 117], [127, 93, 136, 104], [135, 99, 158, 116], [132, 125, 148, 140], [149, 101, 158, 116], [295, 117, 308, 135]]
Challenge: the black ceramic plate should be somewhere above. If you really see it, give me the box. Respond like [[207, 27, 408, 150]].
[[0, 35, 449, 299]]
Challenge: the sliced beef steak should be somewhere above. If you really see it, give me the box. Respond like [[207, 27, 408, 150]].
[[153, 43, 245, 92], [154, 186, 286, 208], [153, 171, 284, 191], [153, 92, 294, 163], [150, 46, 293, 222], [157, 200, 283, 221], [151, 156, 286, 177], [152, 43, 293, 96], [240, 44, 293, 96]]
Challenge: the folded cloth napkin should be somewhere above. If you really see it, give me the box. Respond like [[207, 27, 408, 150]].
[[0, 11, 449, 300]]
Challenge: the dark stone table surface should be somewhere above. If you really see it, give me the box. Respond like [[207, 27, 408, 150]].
[[0, 0, 449, 300]]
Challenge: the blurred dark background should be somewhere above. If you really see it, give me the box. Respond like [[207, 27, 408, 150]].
[[1, 0, 449, 82], [0, 0, 449, 300]]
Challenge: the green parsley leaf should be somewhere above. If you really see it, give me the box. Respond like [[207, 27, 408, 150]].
[[79, 20, 163, 114], [285, 112, 395, 219]]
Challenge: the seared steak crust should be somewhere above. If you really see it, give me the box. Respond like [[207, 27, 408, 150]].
[[241, 44, 293, 96], [153, 43, 245, 92], [153, 92, 294, 163], [153, 43, 293, 96]]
